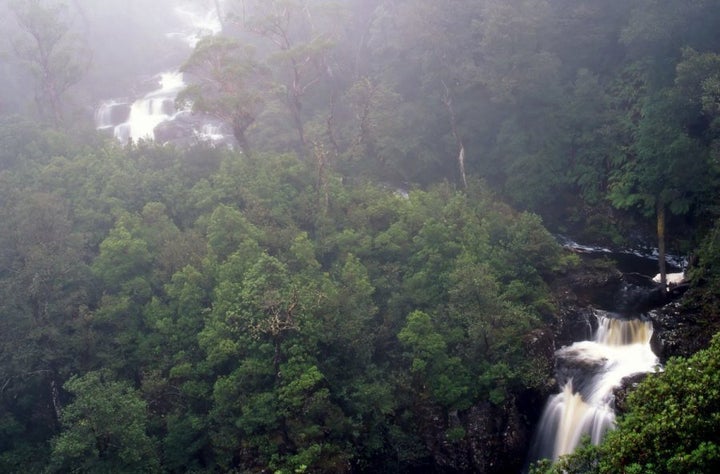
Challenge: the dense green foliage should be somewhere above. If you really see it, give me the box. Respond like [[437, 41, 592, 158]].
[[533, 332, 720, 474], [2, 0, 720, 472], [0, 128, 568, 472], [2, 0, 719, 238]]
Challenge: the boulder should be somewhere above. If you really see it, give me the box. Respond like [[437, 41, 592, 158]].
[[647, 301, 717, 363], [613, 372, 651, 415], [652, 271, 686, 286]]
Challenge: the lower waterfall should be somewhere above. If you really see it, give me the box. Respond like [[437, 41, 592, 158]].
[[528, 311, 660, 462]]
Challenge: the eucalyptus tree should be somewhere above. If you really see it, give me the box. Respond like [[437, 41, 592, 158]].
[[178, 36, 271, 155], [608, 85, 716, 289], [8, 0, 89, 126], [230, 0, 341, 154]]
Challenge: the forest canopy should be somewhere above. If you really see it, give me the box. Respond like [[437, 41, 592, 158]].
[[1, 0, 720, 473]]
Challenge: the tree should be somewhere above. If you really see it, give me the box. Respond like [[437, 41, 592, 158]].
[[179, 36, 270, 155], [92, 220, 152, 297], [0, 192, 91, 468], [231, 0, 337, 153], [608, 88, 714, 290], [49, 371, 160, 473], [367, 0, 485, 186], [398, 310, 473, 409], [9, 0, 89, 125]]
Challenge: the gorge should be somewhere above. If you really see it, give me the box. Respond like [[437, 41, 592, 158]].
[[2, 0, 720, 472], [93, 1, 231, 146], [525, 241, 691, 469], [529, 312, 659, 462]]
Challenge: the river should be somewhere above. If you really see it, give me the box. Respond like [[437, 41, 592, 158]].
[[94, 0, 231, 146]]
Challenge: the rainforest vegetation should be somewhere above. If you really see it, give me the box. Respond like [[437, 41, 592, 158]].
[[2, 0, 720, 472]]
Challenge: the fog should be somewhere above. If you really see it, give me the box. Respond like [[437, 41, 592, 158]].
[[1, 2, 720, 473], [1, 0, 223, 116]]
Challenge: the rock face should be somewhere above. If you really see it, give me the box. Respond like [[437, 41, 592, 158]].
[[409, 330, 555, 473], [647, 298, 719, 363], [550, 258, 622, 347], [412, 397, 533, 473], [152, 111, 233, 147], [407, 249, 714, 472], [409, 256, 631, 473], [95, 100, 131, 130]]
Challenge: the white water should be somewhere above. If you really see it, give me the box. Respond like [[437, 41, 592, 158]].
[[95, 99, 126, 130], [196, 123, 225, 142], [557, 235, 687, 270], [94, 1, 226, 144], [169, 3, 223, 47], [530, 311, 659, 461], [111, 72, 187, 143]]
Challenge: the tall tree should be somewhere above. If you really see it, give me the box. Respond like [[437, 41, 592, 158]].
[[232, 0, 337, 153], [178, 36, 270, 155], [609, 88, 710, 289], [608, 47, 720, 287], [49, 371, 160, 473], [9, 0, 89, 125]]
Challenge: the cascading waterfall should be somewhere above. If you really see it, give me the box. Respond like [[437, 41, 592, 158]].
[[112, 72, 187, 143], [94, 1, 229, 145], [529, 311, 659, 462], [170, 3, 224, 47]]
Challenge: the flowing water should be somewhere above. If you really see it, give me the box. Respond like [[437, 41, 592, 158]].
[[529, 312, 659, 461], [94, 1, 229, 145], [527, 239, 671, 466], [108, 72, 187, 143]]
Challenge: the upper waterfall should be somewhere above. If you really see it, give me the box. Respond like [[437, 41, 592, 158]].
[[168, 3, 223, 47], [93, 1, 231, 145]]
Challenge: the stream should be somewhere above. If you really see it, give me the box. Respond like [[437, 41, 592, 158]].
[[94, 1, 232, 146], [526, 239, 683, 465]]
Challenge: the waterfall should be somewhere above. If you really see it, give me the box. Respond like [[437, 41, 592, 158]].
[[112, 72, 187, 143], [170, 3, 224, 47], [528, 311, 659, 462], [95, 100, 130, 130], [94, 1, 230, 145]]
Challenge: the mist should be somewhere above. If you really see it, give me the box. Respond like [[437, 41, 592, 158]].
[[1, 1, 720, 473]]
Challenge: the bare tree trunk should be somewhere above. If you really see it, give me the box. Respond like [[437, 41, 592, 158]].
[[326, 89, 340, 156], [289, 91, 306, 149], [288, 58, 307, 151], [50, 379, 62, 421], [657, 202, 667, 295], [214, 0, 224, 29], [442, 81, 467, 189], [313, 141, 330, 214], [232, 121, 252, 157]]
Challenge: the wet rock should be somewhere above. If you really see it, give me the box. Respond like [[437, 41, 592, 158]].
[[551, 258, 623, 310], [555, 306, 597, 348], [97, 101, 131, 128], [153, 114, 195, 143], [550, 255, 622, 346], [554, 346, 607, 392], [411, 397, 533, 473], [525, 328, 556, 386], [647, 300, 718, 363], [613, 372, 651, 416], [153, 112, 234, 148]]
